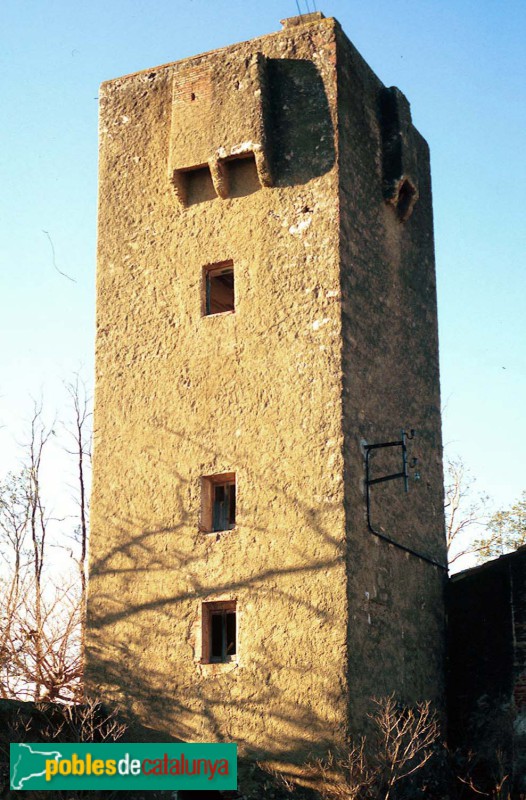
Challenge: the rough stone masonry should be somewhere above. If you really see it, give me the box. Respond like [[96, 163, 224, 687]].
[[87, 11, 448, 792]]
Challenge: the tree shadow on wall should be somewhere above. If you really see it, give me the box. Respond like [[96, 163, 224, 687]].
[[86, 424, 349, 795]]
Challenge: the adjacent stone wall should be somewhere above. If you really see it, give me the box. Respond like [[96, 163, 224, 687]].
[[447, 547, 526, 794]]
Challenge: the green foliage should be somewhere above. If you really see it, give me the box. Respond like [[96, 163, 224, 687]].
[[474, 490, 526, 561]]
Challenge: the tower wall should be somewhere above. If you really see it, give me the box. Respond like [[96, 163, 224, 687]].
[[87, 13, 447, 785], [88, 16, 350, 764], [334, 28, 447, 731]]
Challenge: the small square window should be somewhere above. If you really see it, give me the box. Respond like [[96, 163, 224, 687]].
[[202, 601, 237, 664], [201, 473, 236, 533], [204, 262, 235, 316]]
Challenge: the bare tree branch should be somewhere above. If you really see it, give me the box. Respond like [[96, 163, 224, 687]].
[[0, 386, 91, 702], [444, 456, 490, 565], [42, 230, 77, 283]]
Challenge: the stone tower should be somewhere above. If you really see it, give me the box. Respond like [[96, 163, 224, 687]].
[[87, 11, 447, 789]]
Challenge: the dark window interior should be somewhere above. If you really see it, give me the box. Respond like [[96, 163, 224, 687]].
[[226, 611, 236, 655], [210, 609, 237, 663], [206, 264, 235, 315], [396, 178, 417, 222], [212, 480, 236, 531]]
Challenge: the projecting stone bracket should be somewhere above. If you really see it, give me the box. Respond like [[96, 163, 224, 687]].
[[209, 143, 272, 200], [208, 156, 229, 200], [169, 51, 273, 207], [170, 143, 272, 207]]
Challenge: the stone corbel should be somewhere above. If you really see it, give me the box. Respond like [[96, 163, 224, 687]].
[[208, 157, 229, 199]]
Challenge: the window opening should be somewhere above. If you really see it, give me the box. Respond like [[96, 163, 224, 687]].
[[201, 473, 236, 533], [210, 609, 237, 662], [205, 262, 235, 315], [202, 601, 237, 664], [396, 178, 418, 222], [212, 481, 236, 531]]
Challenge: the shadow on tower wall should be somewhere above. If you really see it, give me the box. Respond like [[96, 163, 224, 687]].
[[267, 58, 335, 187], [86, 416, 352, 795]]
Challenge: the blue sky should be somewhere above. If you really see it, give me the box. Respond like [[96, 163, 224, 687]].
[[1, 0, 525, 520]]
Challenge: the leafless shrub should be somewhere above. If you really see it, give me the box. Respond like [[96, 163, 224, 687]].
[[5, 696, 126, 745], [45, 696, 126, 744], [308, 739, 376, 800], [371, 695, 439, 797], [258, 761, 299, 794], [450, 695, 521, 800], [259, 696, 441, 800], [455, 746, 513, 800], [0, 697, 126, 800]]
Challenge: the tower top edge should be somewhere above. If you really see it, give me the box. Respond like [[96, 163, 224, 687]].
[[99, 15, 338, 89], [280, 11, 326, 28]]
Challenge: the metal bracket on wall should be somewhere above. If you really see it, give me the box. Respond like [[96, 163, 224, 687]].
[[364, 429, 447, 570]]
